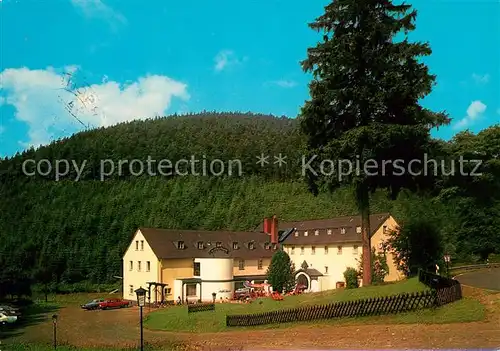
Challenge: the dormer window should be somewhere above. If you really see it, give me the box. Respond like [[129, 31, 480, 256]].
[[327, 229, 332, 235], [177, 241, 185, 249], [383, 225, 388, 233], [314, 230, 319, 236], [264, 242, 271, 250], [216, 241, 222, 248], [340, 227, 346, 234], [272, 243, 277, 250], [304, 231, 308, 236], [294, 231, 299, 237], [233, 242, 239, 249], [197, 241, 204, 249], [248, 242, 255, 250], [356, 226, 361, 234]]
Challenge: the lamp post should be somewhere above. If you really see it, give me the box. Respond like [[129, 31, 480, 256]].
[[212, 292, 216, 304], [52, 314, 58, 350], [135, 286, 147, 351], [444, 254, 451, 277]]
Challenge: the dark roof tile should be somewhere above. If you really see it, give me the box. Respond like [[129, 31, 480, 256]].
[[138, 228, 277, 260]]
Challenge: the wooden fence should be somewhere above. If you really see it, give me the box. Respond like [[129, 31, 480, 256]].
[[187, 302, 215, 313], [226, 290, 436, 327], [418, 269, 462, 306]]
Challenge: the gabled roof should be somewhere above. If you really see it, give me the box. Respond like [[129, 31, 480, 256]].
[[273, 213, 392, 245], [137, 227, 278, 260]]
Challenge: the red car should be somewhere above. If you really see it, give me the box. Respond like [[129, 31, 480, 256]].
[[98, 298, 130, 310]]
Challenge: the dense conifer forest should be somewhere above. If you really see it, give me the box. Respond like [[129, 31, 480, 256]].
[[0, 112, 498, 293]]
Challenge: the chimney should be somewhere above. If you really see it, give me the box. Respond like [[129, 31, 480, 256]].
[[263, 218, 271, 234], [270, 215, 278, 244]]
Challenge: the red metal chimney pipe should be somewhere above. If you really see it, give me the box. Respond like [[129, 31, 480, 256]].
[[270, 215, 278, 244], [263, 218, 270, 234]]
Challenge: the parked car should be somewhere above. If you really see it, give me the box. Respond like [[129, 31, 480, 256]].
[[98, 298, 130, 310], [233, 287, 252, 300], [0, 312, 18, 325], [81, 299, 105, 310], [0, 305, 20, 316]]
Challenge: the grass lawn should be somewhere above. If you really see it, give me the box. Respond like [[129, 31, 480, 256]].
[[144, 278, 485, 333]]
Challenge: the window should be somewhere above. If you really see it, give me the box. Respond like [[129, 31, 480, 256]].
[[272, 243, 277, 250], [146, 261, 150, 272], [135, 240, 139, 250], [327, 229, 332, 235], [264, 242, 271, 250], [257, 259, 263, 270], [216, 241, 222, 248], [177, 241, 185, 249], [197, 241, 204, 249], [248, 242, 255, 250], [186, 284, 197, 297], [233, 242, 239, 249], [294, 231, 299, 237], [353, 245, 359, 254], [300, 247, 304, 255], [340, 227, 346, 234], [238, 259, 245, 270], [356, 226, 361, 234], [311, 246, 316, 255], [137, 261, 142, 271], [193, 262, 201, 276], [291, 246, 295, 254], [129, 285, 134, 295], [337, 246, 342, 255], [304, 231, 308, 236], [140, 240, 144, 250], [324, 246, 329, 254], [378, 242, 384, 249], [129, 261, 133, 271], [383, 225, 388, 234], [314, 230, 319, 236], [324, 266, 329, 274]]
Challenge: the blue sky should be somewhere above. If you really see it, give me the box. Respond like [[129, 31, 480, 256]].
[[0, 0, 499, 157]]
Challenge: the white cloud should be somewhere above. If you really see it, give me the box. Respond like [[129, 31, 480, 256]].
[[453, 100, 487, 130], [214, 50, 245, 72], [267, 80, 297, 88], [0, 66, 189, 148], [471, 73, 489, 84], [71, 0, 127, 27]]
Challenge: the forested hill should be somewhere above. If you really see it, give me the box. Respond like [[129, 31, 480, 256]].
[[0, 112, 499, 288]]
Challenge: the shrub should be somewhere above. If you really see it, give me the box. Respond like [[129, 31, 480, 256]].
[[343, 267, 359, 289]]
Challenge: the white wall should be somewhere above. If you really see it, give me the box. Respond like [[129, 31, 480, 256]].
[[122, 230, 159, 300], [196, 258, 234, 301], [284, 243, 361, 290]]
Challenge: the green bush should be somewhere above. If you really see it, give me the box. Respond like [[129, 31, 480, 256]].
[[343, 267, 359, 289]]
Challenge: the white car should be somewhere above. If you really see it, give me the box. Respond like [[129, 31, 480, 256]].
[[0, 312, 17, 324]]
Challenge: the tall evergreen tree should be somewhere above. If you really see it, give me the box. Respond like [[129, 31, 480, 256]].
[[299, 0, 449, 285]]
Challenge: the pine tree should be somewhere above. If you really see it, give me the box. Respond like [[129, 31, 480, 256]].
[[299, 0, 449, 285], [266, 250, 295, 293]]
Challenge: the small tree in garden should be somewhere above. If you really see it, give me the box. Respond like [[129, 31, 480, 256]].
[[343, 267, 359, 289], [387, 218, 443, 276], [267, 250, 296, 293], [357, 247, 389, 284]]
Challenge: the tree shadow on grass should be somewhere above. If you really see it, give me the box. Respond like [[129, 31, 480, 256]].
[[0, 302, 60, 340]]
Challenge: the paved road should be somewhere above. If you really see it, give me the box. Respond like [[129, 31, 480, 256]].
[[456, 267, 500, 291]]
